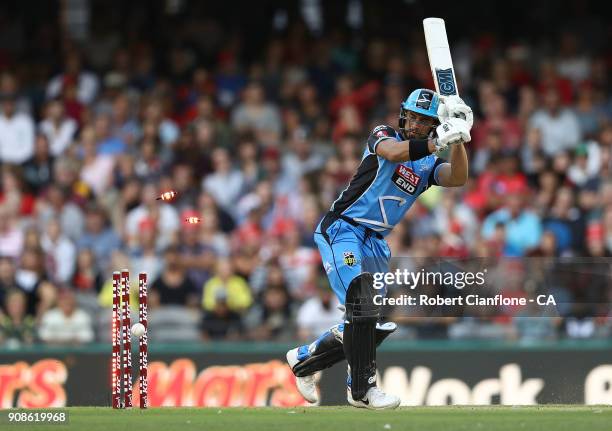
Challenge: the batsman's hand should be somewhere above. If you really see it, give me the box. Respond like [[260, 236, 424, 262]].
[[435, 117, 471, 147], [438, 95, 473, 129]]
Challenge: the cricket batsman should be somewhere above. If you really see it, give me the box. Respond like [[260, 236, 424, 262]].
[[286, 89, 473, 409]]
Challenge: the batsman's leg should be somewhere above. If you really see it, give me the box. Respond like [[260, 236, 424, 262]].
[[343, 272, 378, 400], [287, 322, 397, 377]]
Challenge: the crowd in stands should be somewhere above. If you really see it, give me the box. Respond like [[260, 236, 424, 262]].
[[0, 4, 611, 347]]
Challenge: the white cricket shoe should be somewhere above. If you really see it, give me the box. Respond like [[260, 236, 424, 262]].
[[347, 386, 401, 410], [286, 347, 320, 404]]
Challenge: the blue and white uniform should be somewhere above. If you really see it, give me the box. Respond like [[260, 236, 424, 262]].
[[314, 124, 445, 303]]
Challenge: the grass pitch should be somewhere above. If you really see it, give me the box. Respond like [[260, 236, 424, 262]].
[[3, 406, 612, 431]]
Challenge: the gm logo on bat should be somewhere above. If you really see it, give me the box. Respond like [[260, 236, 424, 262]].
[[436, 68, 456, 95]]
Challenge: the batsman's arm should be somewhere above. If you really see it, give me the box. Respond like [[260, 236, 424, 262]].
[[435, 143, 468, 187], [375, 138, 438, 162]]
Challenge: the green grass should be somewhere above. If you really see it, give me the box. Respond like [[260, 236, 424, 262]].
[[3, 406, 612, 431]]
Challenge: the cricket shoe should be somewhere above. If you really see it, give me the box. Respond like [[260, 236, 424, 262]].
[[286, 347, 320, 404], [347, 386, 401, 410]]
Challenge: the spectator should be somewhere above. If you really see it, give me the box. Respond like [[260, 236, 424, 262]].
[[282, 128, 327, 182], [15, 247, 48, 317], [79, 126, 115, 196], [141, 98, 179, 147], [128, 217, 164, 282], [176, 212, 217, 289], [77, 204, 121, 273], [0, 207, 24, 258], [0, 91, 35, 164], [125, 182, 180, 249], [278, 226, 319, 299], [38, 289, 94, 344], [202, 147, 243, 216], [36, 184, 85, 242], [201, 290, 243, 340], [529, 88, 581, 157], [46, 51, 100, 105], [0, 72, 31, 115], [150, 246, 198, 308], [296, 277, 343, 341], [40, 218, 77, 284], [72, 249, 104, 293], [111, 93, 141, 147], [248, 265, 293, 340], [202, 258, 252, 313], [0, 166, 36, 216], [39, 98, 78, 157], [0, 256, 23, 312], [22, 134, 55, 193], [94, 114, 126, 156], [472, 93, 522, 150], [567, 142, 601, 187], [231, 81, 282, 145], [0, 289, 36, 347], [481, 188, 543, 256]]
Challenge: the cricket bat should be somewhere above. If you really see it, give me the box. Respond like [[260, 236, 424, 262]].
[[423, 17, 459, 96]]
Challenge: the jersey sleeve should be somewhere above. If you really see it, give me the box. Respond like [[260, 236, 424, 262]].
[[367, 125, 397, 154], [427, 157, 447, 187]]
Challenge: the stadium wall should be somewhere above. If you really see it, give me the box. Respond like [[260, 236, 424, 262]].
[[1, 340, 612, 407]]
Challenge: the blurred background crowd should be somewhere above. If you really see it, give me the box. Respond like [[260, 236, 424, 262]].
[[0, 0, 611, 347]]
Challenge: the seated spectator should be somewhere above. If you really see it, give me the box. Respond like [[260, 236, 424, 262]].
[[46, 51, 99, 105], [22, 134, 55, 193], [529, 87, 581, 157], [472, 93, 521, 150], [282, 128, 327, 182], [94, 113, 126, 156], [201, 290, 243, 340], [35, 184, 85, 241], [295, 276, 343, 341], [231, 81, 281, 145], [567, 142, 601, 187], [176, 213, 217, 289], [202, 147, 243, 217], [202, 258, 252, 313], [0, 256, 22, 310], [141, 98, 179, 147], [38, 289, 94, 344], [39, 98, 78, 157], [125, 182, 179, 250], [481, 187, 543, 256], [573, 82, 607, 139], [79, 126, 115, 196], [150, 246, 198, 308], [15, 247, 48, 317], [247, 264, 293, 340], [0, 207, 24, 259], [77, 204, 121, 273], [0, 91, 35, 164], [542, 187, 582, 254], [111, 92, 141, 147], [127, 217, 164, 283], [0, 289, 36, 347], [40, 218, 76, 284], [72, 249, 104, 293], [0, 166, 36, 216]]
